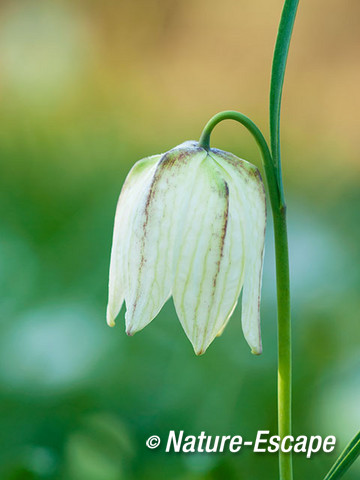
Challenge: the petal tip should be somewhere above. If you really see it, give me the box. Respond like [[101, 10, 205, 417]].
[[106, 306, 116, 327], [126, 327, 135, 336], [251, 345, 262, 355], [192, 341, 209, 356], [194, 348, 206, 356]]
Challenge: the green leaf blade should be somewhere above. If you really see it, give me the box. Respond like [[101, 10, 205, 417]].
[[323, 431, 360, 480]]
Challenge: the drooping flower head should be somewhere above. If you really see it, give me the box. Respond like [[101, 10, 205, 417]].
[[107, 141, 266, 355]]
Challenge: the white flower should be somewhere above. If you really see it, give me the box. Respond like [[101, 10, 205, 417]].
[[107, 141, 266, 355]]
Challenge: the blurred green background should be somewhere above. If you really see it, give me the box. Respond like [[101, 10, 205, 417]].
[[0, 0, 359, 479]]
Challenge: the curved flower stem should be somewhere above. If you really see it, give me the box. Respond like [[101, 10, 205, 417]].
[[199, 110, 292, 480], [199, 111, 280, 211]]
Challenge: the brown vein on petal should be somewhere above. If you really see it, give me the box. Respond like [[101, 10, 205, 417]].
[[212, 182, 229, 289], [209, 160, 248, 341], [132, 149, 194, 316], [199, 180, 229, 353]]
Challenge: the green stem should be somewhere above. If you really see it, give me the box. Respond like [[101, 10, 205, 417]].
[[199, 111, 280, 211], [270, 0, 299, 207], [270, 1, 299, 479], [199, 108, 291, 480], [273, 206, 292, 480]]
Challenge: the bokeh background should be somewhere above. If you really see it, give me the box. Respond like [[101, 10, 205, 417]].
[[0, 0, 359, 479]]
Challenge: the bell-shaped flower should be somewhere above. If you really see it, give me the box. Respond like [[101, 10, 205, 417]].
[[107, 141, 266, 355]]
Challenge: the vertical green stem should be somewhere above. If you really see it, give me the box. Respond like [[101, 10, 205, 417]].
[[270, 1, 298, 479], [270, 0, 299, 206], [273, 206, 292, 480], [272, 3, 360, 480]]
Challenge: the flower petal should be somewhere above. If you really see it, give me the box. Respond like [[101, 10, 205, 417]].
[[125, 145, 207, 335], [107, 155, 161, 327], [211, 149, 266, 354], [172, 155, 246, 355]]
